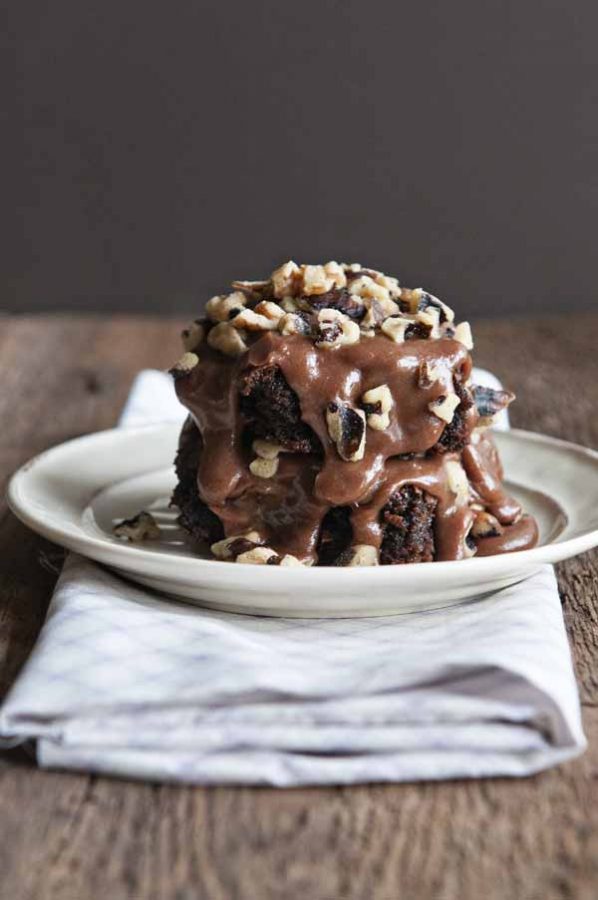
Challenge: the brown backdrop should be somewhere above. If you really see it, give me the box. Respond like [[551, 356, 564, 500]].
[[3, 0, 598, 318]]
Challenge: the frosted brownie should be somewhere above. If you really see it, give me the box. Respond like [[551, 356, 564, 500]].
[[169, 261, 538, 566]]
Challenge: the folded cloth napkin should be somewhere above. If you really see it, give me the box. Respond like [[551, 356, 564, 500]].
[[0, 370, 586, 786]]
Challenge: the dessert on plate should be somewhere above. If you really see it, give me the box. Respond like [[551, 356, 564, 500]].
[[169, 261, 539, 566]]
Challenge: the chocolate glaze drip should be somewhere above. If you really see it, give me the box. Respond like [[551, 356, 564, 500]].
[[174, 331, 538, 563]]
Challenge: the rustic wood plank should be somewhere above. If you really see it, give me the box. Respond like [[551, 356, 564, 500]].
[[0, 312, 597, 900]]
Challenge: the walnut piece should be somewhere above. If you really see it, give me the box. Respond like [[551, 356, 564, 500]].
[[326, 402, 366, 461], [211, 531, 263, 560], [445, 460, 470, 507], [471, 511, 504, 538], [341, 544, 379, 566], [205, 291, 247, 323], [207, 322, 248, 357], [362, 384, 393, 431], [453, 321, 474, 350], [428, 392, 461, 424], [314, 308, 360, 349], [249, 457, 279, 479], [381, 316, 409, 343], [113, 511, 160, 542], [236, 546, 280, 565], [181, 321, 205, 352], [169, 352, 200, 380]]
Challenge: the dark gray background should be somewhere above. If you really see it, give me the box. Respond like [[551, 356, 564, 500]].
[[4, 0, 597, 318]]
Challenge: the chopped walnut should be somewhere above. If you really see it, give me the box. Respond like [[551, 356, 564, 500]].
[[231, 279, 271, 299], [278, 312, 311, 336], [472, 385, 515, 426], [415, 306, 441, 338], [445, 460, 470, 507], [252, 438, 284, 460], [417, 291, 455, 325], [169, 352, 200, 380], [279, 554, 305, 567], [230, 308, 278, 331], [314, 308, 360, 349], [471, 511, 504, 538], [253, 300, 285, 324], [205, 291, 248, 323], [398, 287, 423, 314], [113, 511, 161, 542], [302, 265, 332, 296], [249, 457, 279, 479], [272, 261, 302, 299], [211, 531, 263, 560], [428, 392, 461, 424], [207, 322, 248, 357], [348, 275, 391, 304], [341, 544, 379, 566], [326, 402, 366, 461], [370, 272, 401, 298], [181, 320, 205, 352], [236, 545, 280, 565], [362, 384, 393, 431], [280, 296, 300, 313], [381, 316, 409, 343], [453, 321, 474, 350]]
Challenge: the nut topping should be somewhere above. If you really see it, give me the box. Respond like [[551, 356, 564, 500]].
[[272, 261, 302, 299], [253, 300, 285, 324], [231, 279, 271, 299], [471, 511, 504, 539], [326, 402, 366, 461], [381, 316, 409, 343], [417, 291, 455, 324], [348, 275, 391, 304], [338, 544, 379, 566], [414, 306, 441, 338], [362, 384, 393, 431], [181, 320, 205, 352], [169, 352, 200, 379], [207, 322, 248, 357], [453, 321, 474, 350], [445, 460, 470, 507], [300, 287, 365, 321], [417, 360, 442, 389], [302, 263, 346, 295], [314, 309, 360, 348], [472, 385, 515, 425], [278, 312, 311, 336], [280, 296, 300, 313], [249, 457, 279, 479], [279, 554, 305, 567], [428, 392, 461, 424], [236, 546, 280, 565], [113, 511, 161, 542], [230, 308, 278, 331], [397, 287, 423, 314], [252, 439, 284, 459], [205, 291, 248, 323], [211, 531, 263, 560], [172, 261, 470, 359]]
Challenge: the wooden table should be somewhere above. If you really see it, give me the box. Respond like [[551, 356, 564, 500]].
[[1, 313, 598, 900]]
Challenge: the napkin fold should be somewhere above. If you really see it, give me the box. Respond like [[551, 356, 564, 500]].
[[0, 370, 586, 785]]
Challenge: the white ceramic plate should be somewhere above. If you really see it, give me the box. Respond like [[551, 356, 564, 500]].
[[7, 425, 598, 617]]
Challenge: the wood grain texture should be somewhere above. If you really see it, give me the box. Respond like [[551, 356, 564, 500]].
[[1, 313, 597, 900]]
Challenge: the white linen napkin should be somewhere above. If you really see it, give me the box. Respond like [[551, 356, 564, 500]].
[[0, 370, 586, 785]]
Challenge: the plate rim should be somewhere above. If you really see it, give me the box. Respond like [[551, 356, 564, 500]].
[[6, 424, 598, 582]]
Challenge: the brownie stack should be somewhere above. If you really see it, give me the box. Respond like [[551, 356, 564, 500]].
[[170, 261, 538, 566]]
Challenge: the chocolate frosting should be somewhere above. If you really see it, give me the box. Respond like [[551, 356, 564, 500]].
[[175, 330, 538, 563]]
